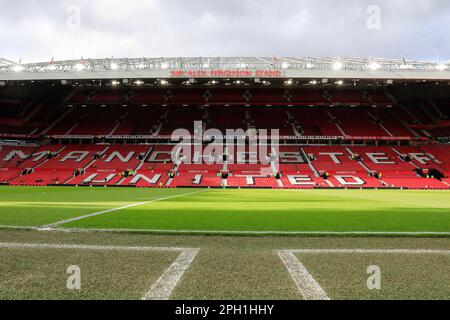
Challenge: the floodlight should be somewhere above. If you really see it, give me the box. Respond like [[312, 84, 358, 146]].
[[110, 62, 119, 70], [436, 64, 448, 71], [12, 65, 25, 72], [399, 64, 414, 70], [281, 62, 289, 69], [368, 62, 381, 70], [333, 61, 343, 70], [74, 63, 85, 71]]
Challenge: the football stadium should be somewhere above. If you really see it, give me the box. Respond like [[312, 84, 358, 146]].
[[0, 56, 449, 302]]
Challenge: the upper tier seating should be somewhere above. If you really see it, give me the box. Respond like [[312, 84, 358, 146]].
[[330, 108, 388, 136], [249, 109, 294, 135], [290, 108, 342, 136]]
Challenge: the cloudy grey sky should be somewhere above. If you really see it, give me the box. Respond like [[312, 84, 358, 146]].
[[1, 0, 449, 63]]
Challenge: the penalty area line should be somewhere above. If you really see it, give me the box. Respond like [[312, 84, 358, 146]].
[[0, 242, 199, 300], [286, 248, 450, 255], [41, 189, 209, 229], [142, 248, 199, 300], [277, 250, 330, 300], [277, 248, 450, 300]]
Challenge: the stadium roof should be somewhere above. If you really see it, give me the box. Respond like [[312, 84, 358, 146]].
[[0, 57, 449, 82]]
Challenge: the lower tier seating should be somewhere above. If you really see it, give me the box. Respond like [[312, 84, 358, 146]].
[[1, 143, 449, 189]]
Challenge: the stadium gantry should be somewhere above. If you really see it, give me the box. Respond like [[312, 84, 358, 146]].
[[0, 56, 449, 80]]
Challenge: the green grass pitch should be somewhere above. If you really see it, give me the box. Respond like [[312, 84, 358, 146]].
[[0, 186, 449, 300], [0, 186, 449, 234], [0, 230, 449, 300]]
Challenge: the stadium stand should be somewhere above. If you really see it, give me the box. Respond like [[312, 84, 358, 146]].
[[0, 86, 449, 189]]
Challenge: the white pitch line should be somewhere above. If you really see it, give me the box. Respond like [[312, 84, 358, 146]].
[[277, 248, 450, 300], [0, 242, 199, 300], [42, 189, 208, 228], [278, 250, 330, 300], [46, 227, 450, 236], [287, 249, 450, 255], [142, 248, 199, 300], [0, 242, 195, 253]]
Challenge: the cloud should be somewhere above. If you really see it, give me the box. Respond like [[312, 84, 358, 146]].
[[1, 0, 449, 62]]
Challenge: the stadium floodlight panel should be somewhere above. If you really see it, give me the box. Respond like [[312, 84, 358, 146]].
[[110, 62, 119, 70], [369, 62, 382, 71], [281, 62, 289, 69], [436, 64, 448, 71], [399, 64, 415, 70], [333, 61, 343, 70], [74, 63, 85, 71], [12, 65, 25, 72]]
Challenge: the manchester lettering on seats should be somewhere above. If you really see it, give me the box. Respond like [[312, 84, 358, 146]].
[[3, 150, 29, 161], [60, 151, 89, 162], [105, 151, 135, 163]]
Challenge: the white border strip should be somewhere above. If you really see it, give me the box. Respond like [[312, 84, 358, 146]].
[[277, 248, 450, 300], [45, 227, 450, 236], [0, 242, 199, 300], [42, 189, 208, 228], [0, 225, 449, 237], [0, 225, 38, 230], [278, 250, 330, 300]]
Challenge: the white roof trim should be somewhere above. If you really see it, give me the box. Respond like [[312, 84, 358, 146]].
[[0, 57, 449, 81]]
